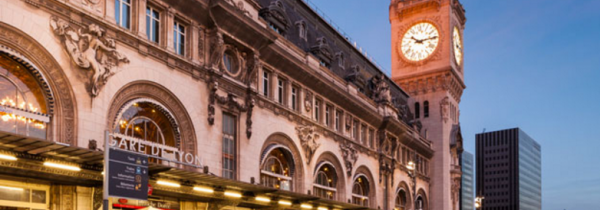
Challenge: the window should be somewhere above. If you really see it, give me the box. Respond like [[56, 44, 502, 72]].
[[115, 0, 131, 29], [291, 86, 298, 111], [360, 124, 367, 145], [0, 54, 49, 139], [114, 100, 178, 164], [414, 102, 420, 119], [353, 120, 359, 140], [277, 78, 285, 105], [173, 21, 186, 55], [314, 164, 336, 200], [269, 23, 283, 35], [395, 189, 408, 210], [223, 51, 239, 75], [368, 129, 375, 149], [352, 176, 370, 207], [314, 100, 321, 122], [325, 105, 331, 126], [424, 101, 429, 118], [319, 59, 330, 68], [146, 6, 160, 43], [260, 148, 292, 190], [222, 113, 237, 179], [262, 71, 270, 97], [416, 196, 424, 210], [297, 21, 307, 40], [0, 184, 48, 209], [335, 110, 341, 131]]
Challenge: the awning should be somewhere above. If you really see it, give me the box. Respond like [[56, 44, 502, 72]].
[[0, 132, 374, 210]]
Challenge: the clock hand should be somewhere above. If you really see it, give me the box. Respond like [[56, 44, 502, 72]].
[[422, 36, 438, 42]]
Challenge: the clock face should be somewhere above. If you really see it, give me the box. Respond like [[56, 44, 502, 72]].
[[400, 22, 440, 61], [453, 27, 463, 65]]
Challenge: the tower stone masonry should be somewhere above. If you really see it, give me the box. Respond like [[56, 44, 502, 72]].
[[390, 0, 467, 210]]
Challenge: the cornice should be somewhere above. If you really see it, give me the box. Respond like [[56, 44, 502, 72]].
[[394, 68, 465, 102]]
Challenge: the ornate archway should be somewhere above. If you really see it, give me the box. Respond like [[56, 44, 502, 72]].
[[259, 133, 305, 192], [106, 81, 197, 161], [352, 165, 377, 207], [0, 22, 77, 145], [313, 152, 346, 201]]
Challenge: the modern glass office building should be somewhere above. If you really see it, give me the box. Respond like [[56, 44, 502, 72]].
[[476, 128, 542, 210], [461, 151, 474, 210]]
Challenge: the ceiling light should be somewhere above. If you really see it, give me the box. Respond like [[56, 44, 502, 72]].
[[0, 154, 16, 161], [157, 180, 180, 188], [256, 196, 271, 202], [43, 162, 81, 171], [224, 191, 242, 198], [0, 185, 23, 191], [278, 200, 292, 206], [318, 207, 328, 210], [301, 204, 313, 209], [193, 186, 214, 193]]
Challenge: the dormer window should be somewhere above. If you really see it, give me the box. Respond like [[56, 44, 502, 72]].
[[311, 37, 333, 69], [319, 59, 330, 68], [260, 0, 290, 36], [336, 52, 344, 68], [296, 20, 307, 41]]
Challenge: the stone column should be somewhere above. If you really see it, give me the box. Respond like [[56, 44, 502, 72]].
[[166, 8, 175, 53], [105, 0, 116, 23], [137, 0, 147, 38]]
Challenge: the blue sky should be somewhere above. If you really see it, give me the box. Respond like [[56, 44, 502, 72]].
[[309, 0, 600, 209]]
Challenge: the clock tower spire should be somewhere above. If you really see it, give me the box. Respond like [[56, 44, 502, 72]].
[[389, 1, 466, 210]]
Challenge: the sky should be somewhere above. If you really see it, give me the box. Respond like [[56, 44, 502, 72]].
[[309, 0, 600, 209]]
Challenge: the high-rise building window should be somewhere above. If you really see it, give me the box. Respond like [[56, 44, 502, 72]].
[[173, 21, 186, 55], [291, 86, 298, 111], [222, 113, 237, 179], [262, 71, 270, 97], [414, 102, 420, 119], [115, 0, 131, 29], [277, 78, 285, 105], [146, 6, 160, 43], [424, 101, 429, 118]]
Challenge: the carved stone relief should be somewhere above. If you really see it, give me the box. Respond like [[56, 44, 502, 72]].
[[208, 30, 225, 71], [369, 74, 392, 103], [304, 91, 313, 112], [295, 125, 320, 164], [340, 143, 358, 176], [207, 75, 255, 138], [50, 16, 130, 97], [440, 96, 449, 123]]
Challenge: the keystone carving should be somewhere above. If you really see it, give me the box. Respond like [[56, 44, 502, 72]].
[[340, 143, 358, 176], [296, 125, 320, 164], [50, 17, 130, 97]]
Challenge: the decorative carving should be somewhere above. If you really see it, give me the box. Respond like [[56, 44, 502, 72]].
[[50, 17, 129, 97], [345, 65, 367, 92], [296, 125, 320, 164], [243, 52, 261, 88], [345, 114, 352, 131], [304, 91, 313, 112], [440, 96, 449, 123], [208, 30, 225, 71], [369, 74, 392, 103], [88, 139, 102, 151], [207, 74, 255, 138], [92, 187, 103, 210], [451, 178, 461, 210], [245, 91, 255, 138], [340, 143, 358, 176]]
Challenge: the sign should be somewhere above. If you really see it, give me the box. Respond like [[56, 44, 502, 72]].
[[110, 133, 203, 167], [108, 148, 148, 200]]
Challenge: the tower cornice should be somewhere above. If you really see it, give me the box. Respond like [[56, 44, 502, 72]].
[[394, 68, 465, 103]]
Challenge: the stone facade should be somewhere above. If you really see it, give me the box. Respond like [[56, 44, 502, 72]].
[[0, 0, 455, 210]]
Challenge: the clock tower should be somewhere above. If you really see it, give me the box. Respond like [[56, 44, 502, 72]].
[[390, 0, 466, 210]]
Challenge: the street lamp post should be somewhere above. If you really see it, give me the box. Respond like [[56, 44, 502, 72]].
[[406, 152, 420, 210]]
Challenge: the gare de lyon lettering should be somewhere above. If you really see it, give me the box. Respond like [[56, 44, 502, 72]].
[[109, 133, 203, 167]]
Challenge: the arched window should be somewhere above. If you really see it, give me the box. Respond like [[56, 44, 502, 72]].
[[416, 196, 424, 210], [260, 147, 293, 190], [0, 54, 49, 139], [414, 102, 420, 119], [423, 101, 429, 118], [313, 163, 337, 200], [395, 189, 408, 210], [113, 99, 179, 163], [351, 175, 370, 207]]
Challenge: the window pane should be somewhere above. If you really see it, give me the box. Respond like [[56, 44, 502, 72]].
[[31, 190, 46, 204], [115, 0, 120, 25]]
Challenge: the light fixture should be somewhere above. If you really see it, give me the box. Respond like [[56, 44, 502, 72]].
[[301, 204, 313, 209], [43, 162, 81, 171], [278, 200, 292, 206], [224, 191, 242, 198], [407, 161, 415, 170], [193, 186, 214, 193], [0, 185, 24, 191], [256, 196, 271, 203], [318, 207, 328, 210], [0, 154, 17, 161], [157, 180, 180, 188]]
